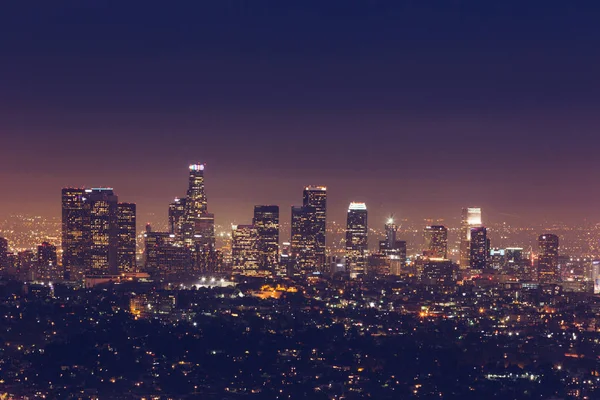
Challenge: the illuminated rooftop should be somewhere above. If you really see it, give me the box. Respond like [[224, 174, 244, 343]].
[[304, 185, 327, 191], [189, 163, 205, 171], [348, 202, 367, 211]]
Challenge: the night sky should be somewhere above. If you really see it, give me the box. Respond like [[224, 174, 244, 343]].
[[2, 2, 600, 228]]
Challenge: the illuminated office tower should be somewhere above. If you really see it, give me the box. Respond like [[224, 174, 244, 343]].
[[469, 226, 488, 270], [378, 218, 406, 272], [345, 202, 368, 277], [253, 205, 280, 273], [61, 188, 89, 279], [303, 186, 327, 270], [231, 225, 259, 275], [459, 207, 482, 268], [182, 163, 209, 246], [280, 242, 292, 276], [423, 225, 448, 259], [538, 233, 559, 283], [117, 203, 137, 273], [37, 242, 58, 281], [0, 237, 8, 273], [168, 197, 186, 238], [383, 218, 397, 249], [143, 224, 190, 278], [86, 188, 119, 275], [290, 205, 317, 274]]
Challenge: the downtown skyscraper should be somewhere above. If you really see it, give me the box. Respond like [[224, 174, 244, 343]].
[[231, 224, 259, 276], [61, 188, 136, 277], [168, 197, 186, 237], [346, 202, 368, 278], [86, 188, 119, 275], [290, 205, 317, 275], [469, 226, 488, 270], [61, 188, 89, 279], [538, 233, 559, 283], [459, 207, 482, 269], [117, 202, 137, 273], [423, 225, 448, 259], [303, 186, 327, 270], [182, 164, 214, 248], [378, 218, 406, 275], [253, 205, 280, 274]]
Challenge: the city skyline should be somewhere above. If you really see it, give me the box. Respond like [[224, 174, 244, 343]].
[[2, 3, 600, 398]]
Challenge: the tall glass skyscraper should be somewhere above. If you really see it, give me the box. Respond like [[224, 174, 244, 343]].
[[469, 226, 488, 270], [303, 186, 327, 270], [346, 202, 368, 278], [253, 205, 280, 274], [290, 205, 317, 274], [168, 197, 186, 238], [86, 188, 119, 275], [460, 207, 482, 268], [61, 188, 89, 279], [538, 233, 559, 283], [424, 225, 448, 259], [182, 163, 212, 247], [62, 187, 135, 278], [117, 202, 137, 273], [232, 224, 259, 276], [37, 241, 58, 281]]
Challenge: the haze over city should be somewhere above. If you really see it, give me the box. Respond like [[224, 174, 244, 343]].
[[2, 2, 600, 226]]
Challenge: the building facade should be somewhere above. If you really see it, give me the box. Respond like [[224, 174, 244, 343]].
[[469, 226, 488, 270], [117, 203, 137, 273], [538, 233, 559, 283], [459, 207, 482, 269], [232, 225, 259, 276], [303, 186, 327, 270], [345, 202, 368, 278], [253, 205, 280, 274], [424, 225, 448, 259]]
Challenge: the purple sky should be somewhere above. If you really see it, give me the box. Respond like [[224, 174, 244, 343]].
[[1, 2, 600, 228]]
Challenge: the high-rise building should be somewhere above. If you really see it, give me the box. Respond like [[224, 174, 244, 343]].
[[303, 186, 327, 270], [61, 188, 89, 279], [86, 188, 119, 275], [290, 205, 317, 274], [346, 202, 368, 277], [117, 203, 137, 273], [280, 241, 292, 276], [0, 237, 8, 274], [182, 163, 209, 246], [231, 225, 259, 276], [37, 242, 58, 281], [378, 218, 406, 274], [460, 207, 482, 268], [469, 226, 488, 270], [538, 233, 559, 283], [253, 205, 279, 274], [424, 225, 448, 259], [176, 164, 216, 274], [383, 218, 397, 249], [62, 187, 135, 278], [143, 224, 190, 279], [168, 197, 186, 238]]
